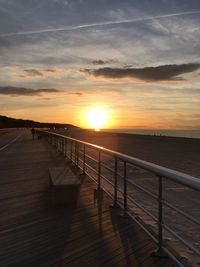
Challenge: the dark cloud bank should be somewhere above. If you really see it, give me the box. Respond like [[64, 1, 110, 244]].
[[84, 63, 200, 81], [0, 86, 62, 96], [24, 69, 43, 76], [90, 59, 116, 65]]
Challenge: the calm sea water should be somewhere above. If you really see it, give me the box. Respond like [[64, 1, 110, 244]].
[[103, 129, 200, 139]]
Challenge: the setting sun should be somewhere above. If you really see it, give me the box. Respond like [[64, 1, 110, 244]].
[[86, 107, 108, 130]]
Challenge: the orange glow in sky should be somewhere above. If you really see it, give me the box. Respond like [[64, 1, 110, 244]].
[[86, 107, 108, 130], [1, 2, 200, 130]]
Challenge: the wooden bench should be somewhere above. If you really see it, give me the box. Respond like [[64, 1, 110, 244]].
[[49, 167, 80, 206]]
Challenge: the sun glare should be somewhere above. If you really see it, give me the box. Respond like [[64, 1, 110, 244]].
[[86, 107, 108, 130]]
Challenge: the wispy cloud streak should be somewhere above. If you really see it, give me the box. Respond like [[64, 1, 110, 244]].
[[0, 86, 62, 96], [1, 10, 200, 38]]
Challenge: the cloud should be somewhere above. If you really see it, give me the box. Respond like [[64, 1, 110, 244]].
[[24, 69, 43, 76], [83, 63, 200, 82], [44, 68, 57, 73], [70, 92, 83, 96], [0, 86, 62, 96], [1, 11, 200, 38], [90, 59, 116, 65]]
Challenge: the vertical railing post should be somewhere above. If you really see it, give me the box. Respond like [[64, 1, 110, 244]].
[[77, 143, 79, 168], [113, 155, 118, 207], [158, 175, 163, 251], [62, 137, 64, 154], [70, 141, 73, 161], [83, 144, 86, 175], [123, 161, 128, 217], [65, 139, 68, 157], [74, 142, 77, 166], [97, 150, 101, 190], [63, 138, 65, 156]]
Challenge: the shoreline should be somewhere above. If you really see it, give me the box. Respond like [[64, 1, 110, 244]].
[[103, 128, 200, 139]]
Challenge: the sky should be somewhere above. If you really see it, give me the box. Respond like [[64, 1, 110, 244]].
[[0, 0, 200, 129]]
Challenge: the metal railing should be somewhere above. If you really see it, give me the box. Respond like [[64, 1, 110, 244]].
[[37, 130, 200, 266]]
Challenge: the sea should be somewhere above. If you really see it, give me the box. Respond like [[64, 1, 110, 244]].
[[103, 129, 200, 139]]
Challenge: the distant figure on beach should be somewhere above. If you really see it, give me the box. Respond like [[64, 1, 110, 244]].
[[31, 128, 35, 140]]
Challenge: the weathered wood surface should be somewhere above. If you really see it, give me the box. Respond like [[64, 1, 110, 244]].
[[0, 129, 181, 266]]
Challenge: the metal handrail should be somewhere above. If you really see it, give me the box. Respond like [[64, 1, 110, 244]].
[[38, 130, 200, 266], [46, 131, 200, 191]]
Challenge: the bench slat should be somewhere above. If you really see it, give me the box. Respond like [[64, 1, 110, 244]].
[[49, 167, 80, 186], [49, 166, 80, 205]]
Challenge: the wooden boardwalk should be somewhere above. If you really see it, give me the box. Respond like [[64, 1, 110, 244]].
[[0, 130, 180, 266]]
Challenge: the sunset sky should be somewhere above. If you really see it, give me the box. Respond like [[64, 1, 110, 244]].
[[0, 0, 200, 129]]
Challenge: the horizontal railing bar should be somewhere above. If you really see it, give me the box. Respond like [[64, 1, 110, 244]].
[[85, 171, 98, 184], [163, 224, 200, 256], [163, 200, 200, 226], [116, 187, 124, 196], [127, 179, 158, 200], [114, 172, 125, 181], [100, 174, 115, 187], [84, 163, 98, 175], [128, 211, 159, 244], [85, 154, 98, 164], [127, 195, 158, 222], [161, 247, 185, 267], [43, 131, 200, 191], [101, 162, 115, 173], [128, 211, 185, 267]]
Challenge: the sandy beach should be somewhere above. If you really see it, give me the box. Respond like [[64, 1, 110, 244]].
[[66, 129, 200, 178]]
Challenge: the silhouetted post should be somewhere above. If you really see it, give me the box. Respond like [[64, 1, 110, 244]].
[[97, 150, 101, 190], [83, 144, 86, 175], [65, 139, 68, 157], [111, 155, 118, 207], [122, 161, 128, 217], [74, 142, 77, 166], [158, 175, 163, 251], [70, 141, 73, 161], [77, 143, 79, 167], [62, 137, 64, 154], [31, 128, 35, 140]]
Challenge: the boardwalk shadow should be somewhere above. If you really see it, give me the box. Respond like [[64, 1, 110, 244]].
[[109, 207, 180, 267]]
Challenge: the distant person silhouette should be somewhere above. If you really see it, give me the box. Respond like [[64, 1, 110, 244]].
[[31, 128, 35, 140]]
